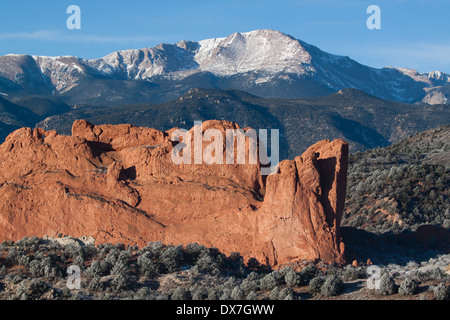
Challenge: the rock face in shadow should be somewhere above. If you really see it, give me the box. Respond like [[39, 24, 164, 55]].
[[0, 120, 348, 266]]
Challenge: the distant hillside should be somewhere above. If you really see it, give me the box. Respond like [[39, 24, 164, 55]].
[[0, 96, 39, 127], [36, 88, 450, 160], [343, 125, 450, 233], [14, 96, 71, 119], [0, 96, 72, 142], [0, 96, 40, 141]]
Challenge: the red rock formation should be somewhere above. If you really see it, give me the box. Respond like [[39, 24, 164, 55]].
[[0, 120, 348, 266]]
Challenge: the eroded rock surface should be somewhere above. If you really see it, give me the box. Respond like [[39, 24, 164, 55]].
[[0, 120, 348, 266]]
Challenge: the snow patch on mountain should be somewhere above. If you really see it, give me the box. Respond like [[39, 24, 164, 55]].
[[195, 30, 315, 76]]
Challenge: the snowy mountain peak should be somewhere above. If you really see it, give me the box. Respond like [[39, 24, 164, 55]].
[[426, 70, 450, 85], [194, 29, 313, 75], [0, 29, 449, 105]]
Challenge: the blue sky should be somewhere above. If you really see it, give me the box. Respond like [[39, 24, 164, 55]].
[[0, 0, 449, 73]]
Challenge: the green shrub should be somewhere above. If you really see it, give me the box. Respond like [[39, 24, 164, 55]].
[[269, 286, 280, 300], [398, 277, 418, 295], [85, 260, 103, 277], [260, 274, 278, 291], [321, 275, 344, 296], [192, 286, 209, 300], [270, 270, 285, 286], [16, 278, 49, 300], [184, 243, 207, 265], [195, 254, 220, 275], [110, 260, 128, 275], [285, 269, 303, 287], [246, 291, 258, 300], [278, 287, 295, 300], [111, 273, 130, 292], [376, 273, 397, 296], [433, 283, 450, 300], [207, 287, 221, 300], [160, 245, 184, 273], [231, 285, 245, 300], [300, 265, 319, 282], [87, 276, 104, 292], [171, 287, 192, 300], [343, 265, 367, 281], [137, 253, 158, 278], [144, 241, 166, 259], [309, 276, 325, 294], [134, 287, 152, 300], [240, 277, 259, 293]]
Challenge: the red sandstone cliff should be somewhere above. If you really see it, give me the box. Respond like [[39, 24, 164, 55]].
[[0, 120, 348, 266]]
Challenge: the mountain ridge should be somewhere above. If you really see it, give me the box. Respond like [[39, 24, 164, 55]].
[[1, 29, 449, 105], [33, 87, 450, 159]]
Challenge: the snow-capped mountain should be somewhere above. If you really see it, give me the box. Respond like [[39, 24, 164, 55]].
[[0, 29, 449, 105]]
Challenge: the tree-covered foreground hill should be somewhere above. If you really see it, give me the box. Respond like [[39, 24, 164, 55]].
[[343, 125, 450, 234]]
